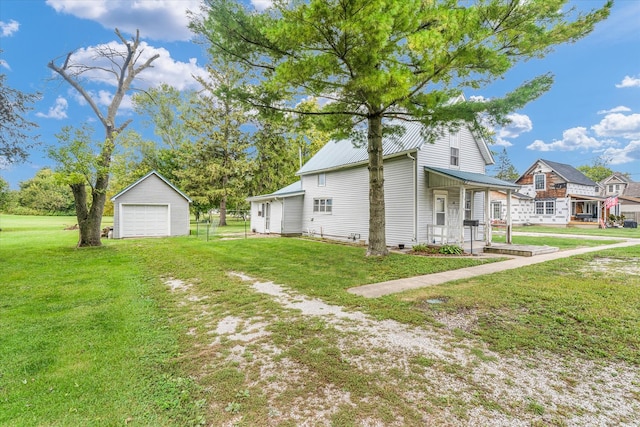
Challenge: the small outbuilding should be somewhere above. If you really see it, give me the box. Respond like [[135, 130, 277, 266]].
[[111, 171, 192, 239]]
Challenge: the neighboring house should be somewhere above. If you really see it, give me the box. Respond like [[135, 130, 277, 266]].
[[111, 171, 192, 238], [515, 159, 602, 225], [248, 121, 520, 248], [489, 190, 533, 225], [600, 173, 640, 222], [247, 181, 304, 235]]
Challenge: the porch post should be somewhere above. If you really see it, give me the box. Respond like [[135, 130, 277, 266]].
[[485, 189, 491, 246], [506, 189, 513, 244], [459, 186, 465, 244]]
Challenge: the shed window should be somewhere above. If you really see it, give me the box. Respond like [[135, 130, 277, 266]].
[[534, 174, 545, 190], [313, 198, 332, 213]]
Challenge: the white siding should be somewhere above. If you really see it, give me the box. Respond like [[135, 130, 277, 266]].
[[301, 167, 370, 242], [567, 183, 598, 196], [282, 195, 304, 235], [384, 156, 415, 246], [112, 174, 190, 238]]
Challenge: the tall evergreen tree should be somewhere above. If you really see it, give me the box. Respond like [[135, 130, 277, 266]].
[[492, 148, 520, 182], [180, 57, 251, 225]]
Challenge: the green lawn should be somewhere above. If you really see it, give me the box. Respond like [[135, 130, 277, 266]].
[[2, 215, 639, 425]]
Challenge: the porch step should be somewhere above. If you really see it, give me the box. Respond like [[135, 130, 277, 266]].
[[483, 243, 559, 257]]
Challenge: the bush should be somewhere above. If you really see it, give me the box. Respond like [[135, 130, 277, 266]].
[[438, 244, 463, 255]]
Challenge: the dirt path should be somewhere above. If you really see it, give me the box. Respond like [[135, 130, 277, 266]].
[[165, 273, 640, 426]]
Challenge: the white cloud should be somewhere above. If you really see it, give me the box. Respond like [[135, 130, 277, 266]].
[[526, 127, 604, 152], [251, 0, 273, 10], [615, 75, 640, 89], [592, 113, 640, 139], [0, 19, 19, 37], [45, 0, 200, 41], [36, 96, 69, 119], [493, 137, 513, 147], [601, 140, 640, 165], [0, 59, 10, 71], [597, 106, 631, 115], [63, 41, 206, 94], [498, 113, 533, 139]]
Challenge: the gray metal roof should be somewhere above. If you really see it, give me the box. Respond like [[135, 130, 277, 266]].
[[425, 166, 521, 189], [538, 159, 597, 186], [247, 181, 304, 202], [297, 121, 426, 175], [111, 170, 192, 202]]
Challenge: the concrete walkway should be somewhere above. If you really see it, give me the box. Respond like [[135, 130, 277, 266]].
[[348, 235, 640, 298]]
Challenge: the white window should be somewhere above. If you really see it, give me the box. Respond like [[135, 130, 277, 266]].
[[449, 132, 460, 167], [545, 201, 555, 214], [318, 173, 326, 187], [535, 200, 555, 215], [450, 147, 459, 167], [491, 202, 502, 220], [313, 198, 332, 213], [534, 174, 545, 190], [609, 184, 614, 193]]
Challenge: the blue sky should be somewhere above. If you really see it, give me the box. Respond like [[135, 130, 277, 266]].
[[1, 0, 639, 189]]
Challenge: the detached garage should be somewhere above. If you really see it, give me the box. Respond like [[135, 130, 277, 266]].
[[111, 171, 192, 239]]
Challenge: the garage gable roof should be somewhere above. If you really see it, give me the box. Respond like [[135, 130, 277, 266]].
[[111, 171, 192, 202]]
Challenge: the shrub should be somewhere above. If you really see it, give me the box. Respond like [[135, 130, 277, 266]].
[[438, 244, 463, 255]]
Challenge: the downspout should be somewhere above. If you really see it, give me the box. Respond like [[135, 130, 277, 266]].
[[407, 152, 417, 243]]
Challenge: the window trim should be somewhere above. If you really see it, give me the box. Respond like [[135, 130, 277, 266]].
[[313, 198, 332, 214], [534, 173, 546, 190]]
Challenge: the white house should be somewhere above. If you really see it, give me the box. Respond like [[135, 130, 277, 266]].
[[111, 171, 192, 238], [249, 121, 520, 248]]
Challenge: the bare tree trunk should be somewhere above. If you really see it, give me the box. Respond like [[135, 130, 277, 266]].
[[219, 194, 227, 226], [367, 115, 388, 256]]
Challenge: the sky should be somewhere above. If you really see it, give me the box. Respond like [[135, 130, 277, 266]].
[[1, 0, 639, 190]]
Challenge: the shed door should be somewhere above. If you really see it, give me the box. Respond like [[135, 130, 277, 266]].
[[121, 204, 169, 237]]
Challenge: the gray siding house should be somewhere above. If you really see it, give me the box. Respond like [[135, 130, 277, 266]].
[[111, 171, 192, 238], [249, 121, 520, 248]]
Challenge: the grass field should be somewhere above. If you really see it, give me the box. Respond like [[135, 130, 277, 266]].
[[2, 215, 639, 425]]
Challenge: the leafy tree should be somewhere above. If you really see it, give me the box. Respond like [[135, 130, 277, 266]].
[[0, 55, 41, 164], [179, 57, 251, 225], [47, 29, 159, 247], [491, 148, 519, 182], [17, 168, 75, 214], [577, 157, 614, 183], [0, 176, 12, 211], [193, 0, 612, 256], [249, 113, 304, 197]]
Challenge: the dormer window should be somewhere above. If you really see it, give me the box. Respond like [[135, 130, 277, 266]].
[[534, 174, 545, 190]]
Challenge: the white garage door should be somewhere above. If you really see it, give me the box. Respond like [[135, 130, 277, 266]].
[[121, 204, 169, 237]]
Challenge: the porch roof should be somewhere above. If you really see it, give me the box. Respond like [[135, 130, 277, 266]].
[[424, 166, 520, 190], [247, 181, 304, 202], [567, 194, 606, 202]]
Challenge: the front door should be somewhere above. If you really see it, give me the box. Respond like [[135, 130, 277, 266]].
[[264, 202, 271, 232], [433, 193, 447, 243]]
